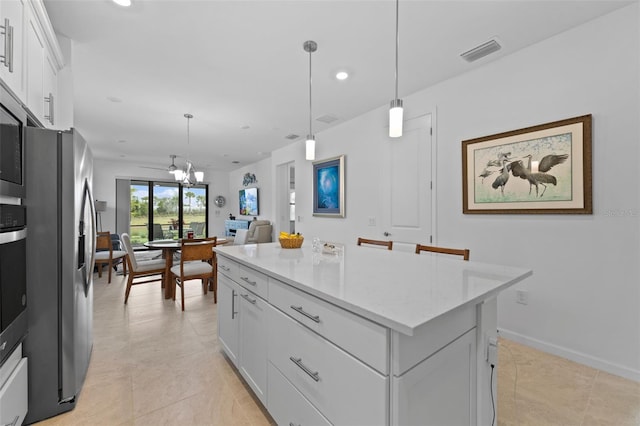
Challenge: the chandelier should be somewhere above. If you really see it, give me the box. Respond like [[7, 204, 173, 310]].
[[174, 113, 204, 186]]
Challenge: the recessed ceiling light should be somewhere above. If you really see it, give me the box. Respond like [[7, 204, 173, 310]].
[[336, 71, 349, 80], [112, 0, 131, 6]]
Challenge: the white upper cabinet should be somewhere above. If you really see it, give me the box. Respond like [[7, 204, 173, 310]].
[[0, 0, 63, 128], [25, 5, 44, 122], [0, 0, 26, 101], [43, 49, 56, 126]]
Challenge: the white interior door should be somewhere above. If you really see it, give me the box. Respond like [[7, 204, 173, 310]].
[[380, 114, 432, 247]]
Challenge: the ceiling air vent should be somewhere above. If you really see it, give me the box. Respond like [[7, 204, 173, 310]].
[[316, 114, 338, 124], [285, 133, 300, 140], [460, 38, 501, 63]]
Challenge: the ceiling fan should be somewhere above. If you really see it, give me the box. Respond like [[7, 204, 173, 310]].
[[139, 154, 179, 173]]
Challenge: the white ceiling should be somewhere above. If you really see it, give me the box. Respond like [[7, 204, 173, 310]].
[[43, 0, 631, 173]]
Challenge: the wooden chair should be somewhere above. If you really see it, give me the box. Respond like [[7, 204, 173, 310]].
[[94, 231, 128, 283], [182, 236, 218, 299], [415, 244, 470, 260], [357, 237, 393, 250], [121, 233, 167, 304], [170, 238, 216, 311]]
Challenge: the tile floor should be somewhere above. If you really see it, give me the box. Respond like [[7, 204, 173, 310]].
[[497, 339, 640, 426], [34, 271, 639, 426]]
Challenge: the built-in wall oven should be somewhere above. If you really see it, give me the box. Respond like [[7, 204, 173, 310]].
[[0, 84, 25, 199], [0, 204, 27, 365], [0, 84, 27, 366]]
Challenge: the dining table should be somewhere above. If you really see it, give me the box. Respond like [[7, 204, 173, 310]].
[[144, 237, 228, 299]]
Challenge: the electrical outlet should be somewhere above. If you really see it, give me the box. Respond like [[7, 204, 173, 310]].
[[487, 337, 498, 365], [368, 216, 376, 226], [516, 290, 529, 305]]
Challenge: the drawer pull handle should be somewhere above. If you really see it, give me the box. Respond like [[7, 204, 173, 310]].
[[240, 276, 257, 286], [231, 290, 238, 319], [219, 265, 230, 271], [5, 415, 19, 426], [289, 356, 320, 382], [241, 293, 257, 304], [289, 423, 301, 426], [0, 19, 13, 72], [290, 305, 320, 323]]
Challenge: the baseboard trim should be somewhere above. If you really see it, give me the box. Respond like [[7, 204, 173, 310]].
[[498, 328, 640, 383]]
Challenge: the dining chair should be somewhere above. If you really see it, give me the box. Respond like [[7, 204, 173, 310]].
[[94, 231, 128, 283], [415, 244, 470, 260], [233, 229, 249, 245], [190, 222, 205, 238], [152, 223, 165, 240], [170, 238, 216, 311], [357, 237, 393, 250], [181, 236, 219, 298], [121, 233, 167, 304]]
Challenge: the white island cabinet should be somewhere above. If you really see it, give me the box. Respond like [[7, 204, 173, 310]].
[[215, 243, 532, 426]]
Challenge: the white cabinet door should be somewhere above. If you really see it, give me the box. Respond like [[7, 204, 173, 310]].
[[217, 275, 240, 367], [267, 362, 331, 426], [393, 329, 476, 426], [238, 289, 269, 405], [0, 0, 25, 101], [0, 357, 28, 426], [268, 306, 388, 425], [42, 50, 56, 127], [25, 6, 43, 123]]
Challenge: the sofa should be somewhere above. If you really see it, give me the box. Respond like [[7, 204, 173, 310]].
[[246, 220, 272, 244]]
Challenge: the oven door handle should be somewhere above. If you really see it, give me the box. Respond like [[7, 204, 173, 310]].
[[0, 228, 27, 244]]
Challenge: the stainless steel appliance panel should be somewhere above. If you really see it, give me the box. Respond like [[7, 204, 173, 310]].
[[0, 227, 27, 365], [24, 128, 95, 424], [0, 85, 26, 198]]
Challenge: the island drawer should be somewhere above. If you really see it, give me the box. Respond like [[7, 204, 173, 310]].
[[268, 306, 388, 425], [267, 362, 331, 426], [238, 264, 268, 299], [216, 256, 238, 281], [269, 278, 388, 374]]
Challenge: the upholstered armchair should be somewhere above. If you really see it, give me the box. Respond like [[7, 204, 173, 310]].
[[246, 220, 272, 244]]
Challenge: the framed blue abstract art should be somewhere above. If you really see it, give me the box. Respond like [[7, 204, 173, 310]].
[[312, 155, 345, 217]]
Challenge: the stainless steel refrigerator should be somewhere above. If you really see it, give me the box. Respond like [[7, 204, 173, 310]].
[[23, 127, 96, 424]]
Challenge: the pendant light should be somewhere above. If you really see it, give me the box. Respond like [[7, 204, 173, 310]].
[[389, 0, 403, 138], [174, 113, 204, 186], [304, 40, 317, 160]]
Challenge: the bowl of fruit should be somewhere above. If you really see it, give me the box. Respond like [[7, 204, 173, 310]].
[[279, 232, 304, 249]]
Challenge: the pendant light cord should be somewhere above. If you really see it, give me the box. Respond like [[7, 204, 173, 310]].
[[309, 47, 313, 136], [394, 0, 399, 100]]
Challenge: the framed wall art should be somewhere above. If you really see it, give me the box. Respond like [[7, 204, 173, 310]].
[[313, 155, 345, 217], [462, 114, 592, 214]]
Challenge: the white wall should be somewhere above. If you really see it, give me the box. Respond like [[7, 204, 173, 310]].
[[55, 34, 74, 131], [228, 157, 273, 223], [92, 159, 230, 236], [265, 5, 640, 380]]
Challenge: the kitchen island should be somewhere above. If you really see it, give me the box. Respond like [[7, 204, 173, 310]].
[[215, 242, 532, 426]]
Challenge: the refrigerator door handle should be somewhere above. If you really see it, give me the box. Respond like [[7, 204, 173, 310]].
[[79, 179, 96, 295]]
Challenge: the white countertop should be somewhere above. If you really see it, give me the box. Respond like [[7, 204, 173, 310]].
[[215, 242, 532, 336]]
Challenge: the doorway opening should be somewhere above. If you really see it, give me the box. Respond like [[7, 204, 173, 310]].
[[276, 161, 295, 236]]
